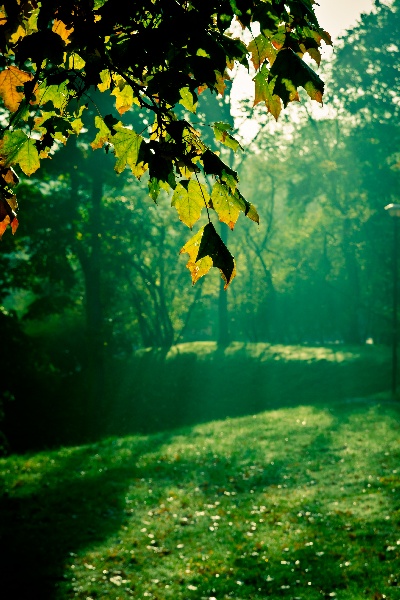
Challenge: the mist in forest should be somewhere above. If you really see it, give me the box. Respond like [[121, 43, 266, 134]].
[[1, 1, 399, 453]]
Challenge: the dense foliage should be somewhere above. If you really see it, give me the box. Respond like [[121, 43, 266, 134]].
[[0, 0, 330, 285]]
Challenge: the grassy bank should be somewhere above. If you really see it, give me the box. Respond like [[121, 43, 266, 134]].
[[5, 342, 391, 452], [1, 393, 399, 599]]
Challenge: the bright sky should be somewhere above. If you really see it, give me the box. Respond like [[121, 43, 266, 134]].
[[314, 0, 375, 42]]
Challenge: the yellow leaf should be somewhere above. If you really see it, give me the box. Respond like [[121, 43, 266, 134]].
[[9, 24, 25, 44], [180, 223, 236, 288], [98, 69, 111, 92], [0, 66, 33, 112], [0, 7, 7, 26], [111, 84, 135, 115], [171, 180, 209, 229], [65, 52, 86, 70], [90, 116, 111, 150], [211, 181, 244, 230], [180, 227, 212, 284], [52, 19, 73, 43]]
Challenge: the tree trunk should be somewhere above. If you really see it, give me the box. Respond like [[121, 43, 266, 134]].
[[342, 219, 362, 344], [74, 154, 106, 424]]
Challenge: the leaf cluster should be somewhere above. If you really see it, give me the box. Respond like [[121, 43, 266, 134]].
[[0, 0, 329, 285]]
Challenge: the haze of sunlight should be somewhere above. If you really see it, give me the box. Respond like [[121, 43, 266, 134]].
[[2, 0, 400, 598], [232, 0, 376, 141]]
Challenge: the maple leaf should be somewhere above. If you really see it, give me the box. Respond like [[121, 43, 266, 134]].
[[248, 34, 277, 69], [112, 125, 147, 177], [35, 81, 70, 110], [0, 66, 33, 112], [214, 71, 227, 95], [270, 48, 324, 105], [0, 182, 18, 239], [65, 52, 86, 70], [211, 181, 259, 229], [0, 130, 40, 176], [111, 84, 138, 115], [52, 19, 74, 43], [253, 64, 282, 120], [201, 150, 238, 192], [213, 122, 242, 152], [98, 69, 111, 92], [180, 222, 236, 288], [171, 180, 209, 229], [91, 116, 112, 150], [179, 86, 197, 113], [0, 7, 7, 26]]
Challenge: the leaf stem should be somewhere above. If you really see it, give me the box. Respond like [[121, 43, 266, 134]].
[[195, 170, 211, 223]]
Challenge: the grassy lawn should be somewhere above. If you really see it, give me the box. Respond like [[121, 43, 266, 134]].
[[1, 344, 399, 599]]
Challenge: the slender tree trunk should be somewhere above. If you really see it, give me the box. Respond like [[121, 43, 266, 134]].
[[75, 155, 105, 424], [342, 218, 362, 344]]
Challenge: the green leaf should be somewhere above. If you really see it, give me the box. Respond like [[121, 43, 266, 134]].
[[201, 149, 238, 192], [0, 129, 40, 175], [171, 179, 209, 228], [148, 177, 160, 202], [180, 222, 236, 288], [253, 64, 282, 120], [91, 115, 112, 150], [35, 81, 71, 110], [179, 86, 197, 113], [270, 48, 324, 105], [111, 125, 147, 177], [210, 181, 259, 229], [213, 122, 242, 152], [248, 34, 277, 69]]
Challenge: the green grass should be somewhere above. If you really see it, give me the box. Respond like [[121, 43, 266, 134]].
[[1, 390, 399, 598]]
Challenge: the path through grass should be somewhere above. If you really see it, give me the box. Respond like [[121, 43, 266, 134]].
[[1, 395, 399, 599]]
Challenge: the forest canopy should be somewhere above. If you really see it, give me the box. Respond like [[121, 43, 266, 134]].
[[0, 0, 330, 285]]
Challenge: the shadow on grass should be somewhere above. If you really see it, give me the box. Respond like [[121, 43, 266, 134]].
[[0, 433, 172, 599], [1, 396, 399, 599]]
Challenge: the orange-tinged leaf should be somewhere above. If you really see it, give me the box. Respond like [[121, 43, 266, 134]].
[[52, 19, 73, 42], [214, 71, 227, 95], [211, 181, 258, 229], [0, 66, 33, 112], [0, 7, 7, 26], [11, 216, 18, 234], [111, 84, 136, 115], [253, 65, 282, 120], [211, 181, 242, 230], [0, 214, 10, 238], [270, 48, 324, 106], [90, 116, 111, 150], [2, 167, 19, 185]]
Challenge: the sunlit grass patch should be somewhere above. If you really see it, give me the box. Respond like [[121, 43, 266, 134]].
[[1, 397, 399, 599]]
